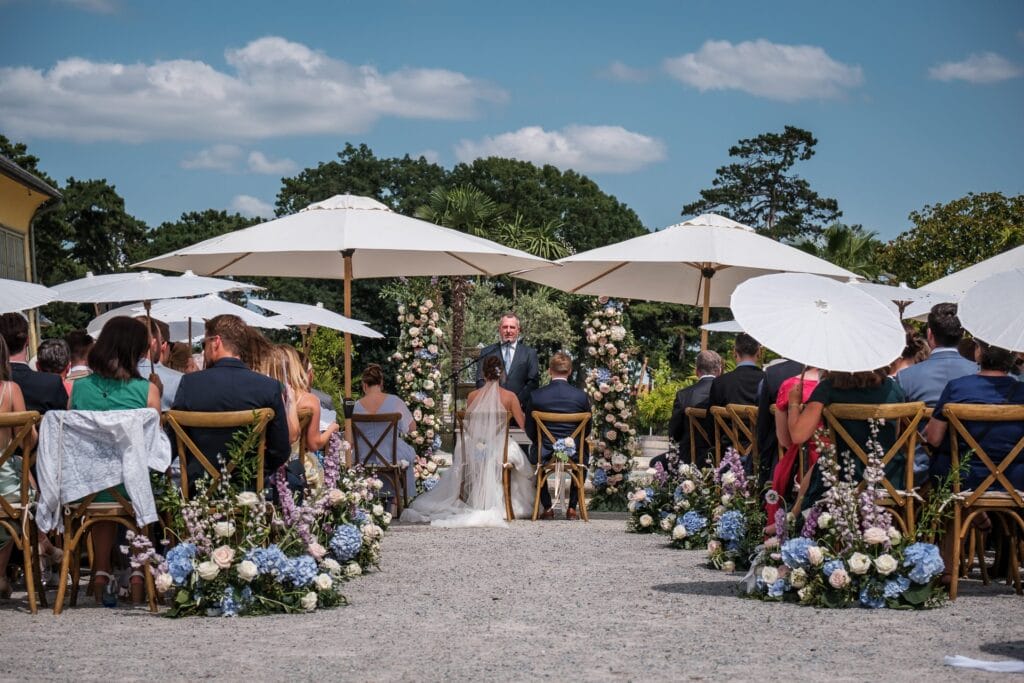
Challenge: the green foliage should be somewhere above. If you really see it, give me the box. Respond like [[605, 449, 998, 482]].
[[307, 327, 344, 404], [133, 210, 258, 263], [636, 366, 693, 434], [879, 192, 1024, 286], [795, 223, 885, 280], [682, 125, 841, 241]]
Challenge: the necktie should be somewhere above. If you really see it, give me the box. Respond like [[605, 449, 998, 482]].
[[503, 343, 512, 372]]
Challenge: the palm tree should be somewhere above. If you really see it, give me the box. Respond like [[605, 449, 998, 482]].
[[497, 213, 570, 298], [796, 222, 884, 280]]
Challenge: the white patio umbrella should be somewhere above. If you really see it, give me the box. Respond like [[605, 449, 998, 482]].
[[731, 273, 905, 373], [250, 300, 383, 339], [515, 213, 858, 350], [902, 243, 1024, 321], [700, 319, 744, 333], [150, 295, 288, 335], [0, 278, 55, 313], [53, 270, 259, 304], [958, 268, 1024, 352], [135, 194, 553, 399], [87, 303, 204, 343]]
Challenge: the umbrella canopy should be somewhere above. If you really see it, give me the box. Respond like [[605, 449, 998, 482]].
[[731, 273, 905, 373], [700, 319, 744, 333], [0, 278, 55, 313], [515, 213, 858, 349], [250, 300, 383, 338], [902, 244, 1024, 321], [958, 268, 1024, 352], [150, 295, 288, 331], [846, 279, 946, 318], [54, 270, 259, 304], [87, 302, 203, 343]]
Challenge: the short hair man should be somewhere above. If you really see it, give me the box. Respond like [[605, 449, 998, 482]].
[[706, 333, 765, 463], [171, 314, 290, 489], [661, 350, 722, 468], [523, 352, 591, 520], [64, 330, 94, 386], [475, 312, 540, 409], [136, 316, 182, 411], [0, 313, 67, 413], [36, 338, 71, 397]]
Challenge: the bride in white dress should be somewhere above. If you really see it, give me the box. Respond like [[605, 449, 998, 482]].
[[402, 356, 536, 528]]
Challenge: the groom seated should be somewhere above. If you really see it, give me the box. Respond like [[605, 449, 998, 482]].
[[524, 352, 592, 520]]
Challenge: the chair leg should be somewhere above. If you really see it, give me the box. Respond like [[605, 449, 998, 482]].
[[574, 470, 589, 522], [503, 469, 514, 521], [949, 511, 962, 601], [53, 529, 77, 615], [21, 532, 37, 615], [531, 469, 543, 521]]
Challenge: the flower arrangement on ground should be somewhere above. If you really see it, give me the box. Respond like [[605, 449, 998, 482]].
[[147, 425, 389, 617], [744, 422, 946, 609], [390, 286, 445, 493], [626, 461, 675, 534], [584, 297, 641, 511], [706, 449, 765, 571], [668, 462, 718, 550]]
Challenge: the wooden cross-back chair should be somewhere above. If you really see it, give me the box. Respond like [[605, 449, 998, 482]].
[[296, 407, 313, 454], [0, 411, 44, 614], [709, 406, 735, 467], [683, 407, 712, 466], [163, 409, 274, 500], [821, 402, 926, 537], [726, 403, 760, 476], [457, 409, 514, 520], [350, 413, 407, 514], [530, 411, 591, 522], [943, 403, 1024, 600]]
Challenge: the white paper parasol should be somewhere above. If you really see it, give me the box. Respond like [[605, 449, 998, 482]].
[[250, 300, 383, 338], [700, 319, 744, 333], [0, 278, 55, 313], [958, 268, 1024, 352], [731, 273, 905, 372]]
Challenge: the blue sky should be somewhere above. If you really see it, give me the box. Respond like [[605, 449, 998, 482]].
[[1, 0, 1021, 241]]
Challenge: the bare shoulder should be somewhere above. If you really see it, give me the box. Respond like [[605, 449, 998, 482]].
[[499, 387, 518, 408], [466, 388, 480, 406]]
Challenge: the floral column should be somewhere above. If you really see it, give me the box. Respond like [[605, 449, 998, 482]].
[[583, 297, 640, 511]]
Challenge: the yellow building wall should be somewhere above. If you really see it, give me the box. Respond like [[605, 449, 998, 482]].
[[0, 175, 49, 234]]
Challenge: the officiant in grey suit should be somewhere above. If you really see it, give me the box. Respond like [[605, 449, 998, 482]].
[[476, 312, 539, 409]]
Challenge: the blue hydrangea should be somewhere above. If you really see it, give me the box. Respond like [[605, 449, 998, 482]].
[[432, 435, 442, 450], [423, 477, 439, 492], [330, 524, 364, 562], [673, 485, 685, 503], [767, 579, 787, 598], [221, 586, 240, 617], [353, 509, 369, 525], [644, 486, 655, 499], [883, 576, 911, 598], [903, 543, 944, 584], [595, 368, 613, 384], [859, 584, 885, 609], [412, 391, 427, 402], [246, 544, 289, 576], [823, 559, 845, 578], [240, 586, 253, 605], [166, 543, 196, 586], [283, 555, 318, 588], [781, 538, 816, 570], [593, 468, 608, 486], [716, 510, 746, 543], [680, 511, 707, 535]]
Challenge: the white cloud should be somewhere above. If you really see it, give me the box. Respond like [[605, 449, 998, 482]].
[[454, 125, 666, 173], [663, 39, 863, 101], [598, 61, 651, 83], [928, 52, 1023, 83], [414, 149, 441, 164], [0, 36, 507, 142], [55, 0, 118, 13], [247, 151, 296, 174], [229, 194, 274, 218], [181, 144, 242, 171]]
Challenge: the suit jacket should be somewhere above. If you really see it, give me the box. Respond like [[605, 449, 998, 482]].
[[171, 357, 291, 485], [896, 348, 979, 406], [667, 376, 715, 454], [707, 364, 764, 454], [476, 341, 539, 408], [523, 379, 591, 465], [756, 359, 804, 483], [11, 362, 68, 414]]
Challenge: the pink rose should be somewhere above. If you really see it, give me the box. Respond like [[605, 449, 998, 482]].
[[829, 568, 850, 589], [211, 545, 235, 569], [308, 543, 327, 560]]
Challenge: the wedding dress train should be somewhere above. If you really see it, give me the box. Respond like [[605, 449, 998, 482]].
[[402, 381, 535, 528]]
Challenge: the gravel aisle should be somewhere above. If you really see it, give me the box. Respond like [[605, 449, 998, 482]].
[[2, 515, 1022, 682]]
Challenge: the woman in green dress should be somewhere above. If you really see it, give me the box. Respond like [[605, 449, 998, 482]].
[[69, 316, 160, 602]]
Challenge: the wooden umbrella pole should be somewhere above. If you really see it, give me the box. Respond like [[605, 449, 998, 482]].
[[700, 267, 713, 352], [145, 300, 155, 377], [342, 249, 354, 450]]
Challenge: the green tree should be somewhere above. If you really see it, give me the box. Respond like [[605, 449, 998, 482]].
[[879, 192, 1024, 286], [133, 210, 258, 263], [682, 126, 841, 241], [796, 223, 884, 280]]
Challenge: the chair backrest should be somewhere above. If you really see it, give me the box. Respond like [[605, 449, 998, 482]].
[[350, 413, 402, 468], [943, 403, 1024, 507], [0, 411, 41, 521], [297, 407, 313, 454], [684, 407, 710, 465], [531, 411, 590, 466], [457, 408, 512, 465], [163, 409, 274, 499], [710, 405, 738, 465], [726, 403, 759, 473]]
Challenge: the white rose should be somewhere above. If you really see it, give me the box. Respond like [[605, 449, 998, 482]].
[[397, 305, 406, 314], [372, 479, 383, 490], [327, 488, 345, 506], [433, 329, 443, 339], [363, 523, 383, 540], [314, 573, 333, 591], [646, 467, 658, 476], [372, 504, 384, 516], [236, 491, 260, 507], [426, 461, 438, 473], [761, 566, 779, 584], [874, 554, 898, 576], [408, 327, 420, 337], [423, 380, 435, 391], [236, 560, 259, 582], [863, 527, 888, 545], [721, 494, 732, 506], [672, 525, 687, 540], [807, 546, 824, 566], [213, 521, 235, 539], [423, 398, 435, 408], [155, 572, 173, 593], [300, 592, 318, 611], [321, 558, 342, 576], [848, 552, 871, 575], [722, 471, 736, 486], [681, 480, 695, 494], [211, 545, 235, 569], [639, 514, 653, 528], [615, 400, 625, 410], [197, 561, 220, 581], [888, 527, 902, 545], [660, 517, 673, 531], [345, 562, 362, 577], [722, 561, 736, 572], [797, 586, 811, 602], [382, 512, 393, 525], [817, 512, 832, 529], [790, 567, 808, 589]]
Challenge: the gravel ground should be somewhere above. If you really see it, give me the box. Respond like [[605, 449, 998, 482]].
[[2, 514, 1023, 682]]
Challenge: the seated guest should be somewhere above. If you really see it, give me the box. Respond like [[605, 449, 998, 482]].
[[63, 330, 93, 387], [282, 345, 339, 453], [247, 337, 300, 445], [69, 316, 161, 603], [786, 368, 906, 509], [0, 335, 36, 599], [659, 350, 721, 470], [171, 315, 291, 490], [166, 342, 198, 374], [523, 352, 592, 520], [136, 317, 182, 412], [707, 333, 764, 462], [348, 364, 417, 504], [957, 338, 978, 363], [888, 328, 929, 377], [36, 338, 71, 396], [925, 341, 1024, 490], [756, 357, 804, 485], [0, 313, 67, 414], [767, 367, 821, 522]]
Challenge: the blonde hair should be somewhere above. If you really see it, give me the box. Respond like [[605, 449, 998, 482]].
[[279, 344, 310, 393]]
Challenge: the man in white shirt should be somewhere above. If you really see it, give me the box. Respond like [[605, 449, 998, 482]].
[[136, 317, 182, 411]]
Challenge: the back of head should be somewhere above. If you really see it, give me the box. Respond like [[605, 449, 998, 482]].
[[65, 330, 94, 364], [927, 303, 963, 348], [734, 333, 760, 359], [37, 338, 70, 374], [977, 340, 1016, 372], [482, 354, 504, 381], [957, 337, 977, 362], [901, 332, 930, 363], [827, 368, 887, 390], [261, 345, 291, 385], [361, 363, 384, 388], [0, 313, 29, 356], [695, 350, 723, 377], [89, 316, 148, 380], [280, 345, 310, 392], [548, 351, 572, 377], [166, 342, 192, 373], [206, 314, 249, 359]]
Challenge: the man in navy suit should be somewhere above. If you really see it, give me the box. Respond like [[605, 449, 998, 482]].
[[660, 350, 722, 468], [171, 314, 291, 489], [524, 352, 591, 519], [0, 313, 67, 413], [476, 313, 539, 409]]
